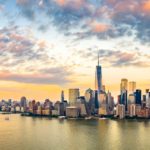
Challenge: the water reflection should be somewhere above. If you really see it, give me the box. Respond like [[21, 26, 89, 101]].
[[0, 115, 150, 150]]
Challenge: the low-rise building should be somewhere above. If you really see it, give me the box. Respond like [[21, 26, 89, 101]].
[[66, 106, 79, 118], [52, 110, 59, 116]]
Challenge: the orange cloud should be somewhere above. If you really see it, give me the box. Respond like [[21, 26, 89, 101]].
[[55, 0, 66, 6], [90, 21, 110, 33], [114, 1, 139, 13], [142, 0, 150, 12], [54, 0, 85, 8]]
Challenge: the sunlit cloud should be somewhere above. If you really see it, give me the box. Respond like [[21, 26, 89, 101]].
[[89, 21, 110, 33], [142, 0, 150, 12], [0, 68, 72, 85]]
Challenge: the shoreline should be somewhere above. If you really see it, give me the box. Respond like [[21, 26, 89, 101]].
[[20, 114, 150, 121], [1, 111, 150, 121]]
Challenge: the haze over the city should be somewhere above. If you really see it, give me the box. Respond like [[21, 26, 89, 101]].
[[0, 0, 150, 100]]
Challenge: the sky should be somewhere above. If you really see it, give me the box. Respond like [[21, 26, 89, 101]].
[[0, 0, 150, 101]]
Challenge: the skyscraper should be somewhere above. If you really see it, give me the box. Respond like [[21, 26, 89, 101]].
[[120, 79, 128, 91], [20, 96, 27, 108], [98, 91, 108, 115], [120, 90, 128, 111], [61, 90, 64, 103], [120, 79, 128, 111], [95, 52, 102, 93], [85, 88, 93, 103], [92, 90, 99, 110], [135, 89, 142, 105], [69, 89, 80, 106], [146, 89, 150, 108], [107, 91, 114, 112], [85, 88, 95, 115], [129, 81, 136, 94]]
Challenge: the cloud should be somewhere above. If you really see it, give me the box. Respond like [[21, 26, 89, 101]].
[[55, 0, 66, 6], [77, 48, 150, 68], [102, 0, 150, 43], [142, 0, 150, 12], [54, 0, 86, 9], [12, 0, 150, 43], [0, 4, 4, 11], [15, 0, 94, 30], [16, 0, 35, 20], [89, 21, 110, 33], [0, 0, 148, 43], [1, 1, 150, 69], [0, 25, 49, 62], [98, 49, 150, 67], [0, 25, 73, 85], [0, 68, 72, 85]]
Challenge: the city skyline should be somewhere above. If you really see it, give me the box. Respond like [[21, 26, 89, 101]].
[[0, 77, 149, 119], [0, 0, 150, 100]]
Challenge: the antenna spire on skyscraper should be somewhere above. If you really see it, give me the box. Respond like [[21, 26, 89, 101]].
[[95, 50, 102, 93], [98, 51, 100, 66]]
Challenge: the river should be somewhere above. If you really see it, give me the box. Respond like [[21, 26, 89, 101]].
[[0, 114, 150, 150]]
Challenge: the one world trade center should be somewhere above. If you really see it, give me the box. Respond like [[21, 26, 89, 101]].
[[95, 52, 102, 93]]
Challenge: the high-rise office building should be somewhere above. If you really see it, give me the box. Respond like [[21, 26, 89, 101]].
[[120, 79, 128, 110], [146, 89, 150, 108], [120, 79, 128, 91], [95, 52, 102, 93], [107, 91, 114, 112], [142, 95, 146, 108], [69, 89, 80, 106], [61, 90, 64, 103], [135, 89, 142, 105], [92, 90, 99, 110], [20, 96, 27, 108], [85, 88, 95, 115], [76, 97, 87, 117], [98, 91, 108, 115], [129, 81, 136, 94], [121, 89, 128, 111]]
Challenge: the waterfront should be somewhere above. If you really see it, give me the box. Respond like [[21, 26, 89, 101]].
[[0, 114, 150, 150]]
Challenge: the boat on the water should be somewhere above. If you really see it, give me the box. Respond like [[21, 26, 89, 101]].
[[59, 116, 66, 119], [85, 116, 92, 120], [99, 118, 107, 120]]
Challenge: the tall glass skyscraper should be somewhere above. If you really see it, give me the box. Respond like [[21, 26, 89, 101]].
[[135, 89, 142, 105], [120, 79, 128, 111], [95, 53, 102, 93]]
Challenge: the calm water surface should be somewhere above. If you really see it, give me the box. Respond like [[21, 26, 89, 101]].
[[0, 114, 150, 150]]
